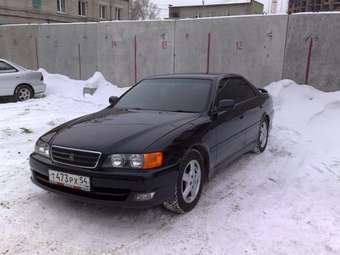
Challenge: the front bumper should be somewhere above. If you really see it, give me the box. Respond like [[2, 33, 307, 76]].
[[30, 154, 179, 208], [32, 82, 46, 96]]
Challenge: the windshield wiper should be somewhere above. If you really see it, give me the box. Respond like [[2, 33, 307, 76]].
[[128, 107, 144, 110], [172, 110, 197, 113], [126, 108, 196, 113]]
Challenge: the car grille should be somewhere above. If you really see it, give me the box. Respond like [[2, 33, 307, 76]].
[[51, 146, 101, 169]]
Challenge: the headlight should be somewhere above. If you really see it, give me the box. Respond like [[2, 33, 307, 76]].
[[111, 154, 126, 167], [35, 140, 50, 158], [129, 154, 143, 168], [105, 152, 163, 170]]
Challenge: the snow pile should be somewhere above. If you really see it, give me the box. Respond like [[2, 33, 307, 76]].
[[1, 77, 340, 255], [267, 79, 340, 153], [40, 69, 129, 105]]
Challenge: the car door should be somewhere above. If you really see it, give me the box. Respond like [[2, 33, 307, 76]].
[[213, 78, 248, 166], [228, 78, 262, 147], [0, 61, 19, 96]]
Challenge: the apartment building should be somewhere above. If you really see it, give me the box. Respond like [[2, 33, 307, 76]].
[[169, 0, 264, 19], [288, 0, 340, 13], [0, 0, 131, 25]]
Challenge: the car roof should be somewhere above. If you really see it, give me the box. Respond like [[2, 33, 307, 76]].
[[146, 73, 243, 80]]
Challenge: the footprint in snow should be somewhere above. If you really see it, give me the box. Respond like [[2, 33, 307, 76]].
[[18, 109, 30, 116], [47, 120, 57, 126], [47, 118, 65, 126], [20, 127, 33, 134], [268, 146, 293, 158], [0, 201, 10, 209], [1, 128, 15, 137]]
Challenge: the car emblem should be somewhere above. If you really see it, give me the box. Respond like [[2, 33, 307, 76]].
[[69, 153, 75, 161]]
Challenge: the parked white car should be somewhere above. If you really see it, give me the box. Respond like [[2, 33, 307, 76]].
[[0, 59, 46, 101]]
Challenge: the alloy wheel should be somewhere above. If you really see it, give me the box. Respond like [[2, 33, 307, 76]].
[[259, 121, 268, 148], [181, 159, 202, 203], [17, 87, 32, 101]]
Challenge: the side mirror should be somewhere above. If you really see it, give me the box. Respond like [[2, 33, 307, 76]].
[[217, 99, 236, 112], [109, 96, 119, 106]]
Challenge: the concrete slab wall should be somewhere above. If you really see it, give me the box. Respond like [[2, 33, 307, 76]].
[[1, 13, 340, 91], [97, 20, 175, 86], [0, 25, 38, 70], [174, 15, 288, 87], [37, 23, 98, 80], [283, 13, 340, 92]]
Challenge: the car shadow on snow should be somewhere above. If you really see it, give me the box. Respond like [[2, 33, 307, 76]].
[[0, 96, 16, 103], [34, 190, 175, 219]]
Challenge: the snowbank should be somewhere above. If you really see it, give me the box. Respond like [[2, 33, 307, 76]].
[[40, 69, 129, 105], [267, 79, 340, 153]]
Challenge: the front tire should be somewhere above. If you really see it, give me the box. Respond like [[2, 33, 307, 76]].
[[163, 150, 204, 214], [253, 117, 269, 153], [15, 85, 33, 101]]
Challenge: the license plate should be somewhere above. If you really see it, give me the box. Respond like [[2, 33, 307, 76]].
[[48, 170, 91, 192]]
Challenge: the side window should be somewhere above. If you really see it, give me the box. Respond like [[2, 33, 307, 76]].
[[216, 78, 256, 103], [0, 61, 16, 73]]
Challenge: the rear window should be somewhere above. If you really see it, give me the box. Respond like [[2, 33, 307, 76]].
[[0, 61, 16, 72]]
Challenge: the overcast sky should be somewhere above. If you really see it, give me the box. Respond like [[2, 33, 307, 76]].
[[153, 0, 288, 18]]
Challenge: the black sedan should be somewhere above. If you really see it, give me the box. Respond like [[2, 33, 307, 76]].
[[30, 74, 274, 213]]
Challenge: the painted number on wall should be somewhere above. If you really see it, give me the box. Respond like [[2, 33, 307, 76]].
[[112, 40, 118, 48], [161, 33, 168, 50], [236, 40, 243, 50], [161, 41, 168, 49]]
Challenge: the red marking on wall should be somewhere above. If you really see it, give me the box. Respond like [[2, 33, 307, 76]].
[[35, 37, 39, 69], [207, 33, 211, 74], [161, 33, 168, 49], [78, 43, 82, 79], [305, 37, 313, 84], [134, 35, 137, 84], [236, 40, 243, 50], [161, 40, 168, 49], [112, 40, 117, 48]]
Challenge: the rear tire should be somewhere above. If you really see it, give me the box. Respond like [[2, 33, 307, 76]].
[[253, 117, 269, 153], [163, 149, 204, 214], [15, 85, 33, 101]]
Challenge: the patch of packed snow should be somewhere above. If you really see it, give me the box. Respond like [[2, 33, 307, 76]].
[[0, 73, 339, 255]]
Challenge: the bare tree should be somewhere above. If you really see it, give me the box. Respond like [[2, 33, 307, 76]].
[[131, 0, 161, 20]]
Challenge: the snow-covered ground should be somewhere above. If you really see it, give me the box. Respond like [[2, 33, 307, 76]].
[[0, 72, 339, 255]]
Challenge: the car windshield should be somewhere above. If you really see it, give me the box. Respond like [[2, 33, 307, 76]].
[[115, 78, 212, 113]]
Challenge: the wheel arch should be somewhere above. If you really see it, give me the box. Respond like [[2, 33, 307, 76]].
[[263, 113, 271, 130], [264, 113, 270, 122], [191, 144, 210, 183], [14, 83, 35, 97]]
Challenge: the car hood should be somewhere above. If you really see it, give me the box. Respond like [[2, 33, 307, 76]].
[[49, 107, 200, 153]]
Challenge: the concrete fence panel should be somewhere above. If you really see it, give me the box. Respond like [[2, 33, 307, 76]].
[[173, 19, 209, 75], [37, 23, 98, 80], [2, 13, 340, 91], [0, 25, 38, 70], [283, 13, 340, 92], [97, 20, 175, 86], [174, 15, 288, 87]]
